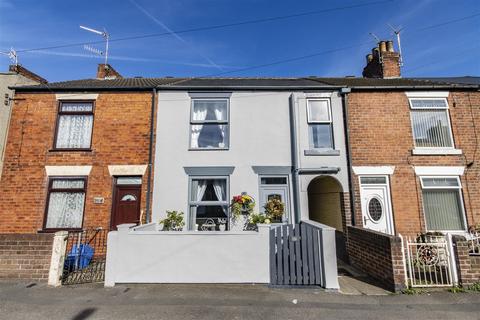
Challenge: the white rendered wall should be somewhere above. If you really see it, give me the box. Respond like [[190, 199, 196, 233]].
[[105, 224, 270, 285], [152, 91, 293, 222]]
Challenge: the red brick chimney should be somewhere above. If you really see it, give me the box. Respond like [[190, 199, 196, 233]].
[[9, 64, 47, 83], [362, 40, 401, 79], [96, 64, 123, 80]]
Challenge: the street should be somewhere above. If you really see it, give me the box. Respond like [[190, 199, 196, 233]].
[[0, 282, 479, 320]]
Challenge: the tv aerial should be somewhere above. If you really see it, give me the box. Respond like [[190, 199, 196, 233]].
[[388, 23, 404, 66], [80, 25, 110, 65], [0, 48, 18, 66]]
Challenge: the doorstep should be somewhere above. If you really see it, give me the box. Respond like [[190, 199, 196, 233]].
[[337, 260, 390, 296]]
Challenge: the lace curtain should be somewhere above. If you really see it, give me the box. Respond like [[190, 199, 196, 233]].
[[56, 114, 93, 149], [190, 100, 227, 148], [46, 192, 85, 228]]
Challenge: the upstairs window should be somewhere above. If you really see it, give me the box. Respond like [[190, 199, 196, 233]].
[[44, 177, 87, 230], [55, 101, 94, 150], [307, 99, 333, 149], [409, 98, 454, 148], [190, 99, 229, 149], [420, 176, 466, 231]]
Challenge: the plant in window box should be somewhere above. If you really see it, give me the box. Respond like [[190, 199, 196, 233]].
[[159, 210, 185, 231], [263, 198, 285, 223]]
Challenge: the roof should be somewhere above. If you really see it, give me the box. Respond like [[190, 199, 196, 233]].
[[12, 76, 479, 92], [12, 78, 185, 91], [414, 77, 480, 86]]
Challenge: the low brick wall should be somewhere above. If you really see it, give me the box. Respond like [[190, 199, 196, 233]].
[[346, 226, 405, 292], [0, 234, 54, 281], [453, 236, 480, 286]]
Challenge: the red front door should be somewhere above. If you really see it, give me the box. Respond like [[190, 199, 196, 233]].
[[111, 184, 141, 230]]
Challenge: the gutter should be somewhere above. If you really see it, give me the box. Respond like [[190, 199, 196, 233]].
[[340, 87, 356, 227], [288, 94, 301, 224], [145, 88, 156, 223]]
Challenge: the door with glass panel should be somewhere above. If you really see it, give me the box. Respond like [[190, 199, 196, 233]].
[[189, 177, 229, 230], [259, 176, 290, 222], [111, 177, 142, 230], [359, 176, 394, 235]]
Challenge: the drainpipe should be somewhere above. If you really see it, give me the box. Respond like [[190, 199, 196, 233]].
[[145, 88, 156, 223], [289, 94, 301, 224], [340, 87, 356, 226]]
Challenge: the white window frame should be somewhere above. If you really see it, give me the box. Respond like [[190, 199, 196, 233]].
[[408, 97, 458, 153], [188, 175, 230, 231], [189, 98, 230, 150], [306, 98, 334, 150], [419, 175, 467, 233]]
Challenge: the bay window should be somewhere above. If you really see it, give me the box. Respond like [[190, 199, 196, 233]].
[[420, 176, 466, 231], [307, 99, 333, 149], [190, 99, 229, 149], [55, 101, 94, 150], [189, 177, 229, 230], [44, 177, 87, 230]]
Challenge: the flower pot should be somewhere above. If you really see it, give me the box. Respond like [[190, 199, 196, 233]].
[[230, 215, 249, 231], [219, 224, 226, 232]]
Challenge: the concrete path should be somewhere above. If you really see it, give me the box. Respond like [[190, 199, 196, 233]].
[[1, 282, 479, 320]]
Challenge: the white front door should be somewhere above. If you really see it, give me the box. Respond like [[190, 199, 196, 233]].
[[359, 176, 394, 235]]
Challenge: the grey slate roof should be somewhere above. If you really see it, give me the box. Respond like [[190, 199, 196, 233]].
[[12, 76, 479, 92], [414, 77, 480, 86]]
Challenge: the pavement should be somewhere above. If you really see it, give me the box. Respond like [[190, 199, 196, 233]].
[[1, 282, 480, 320]]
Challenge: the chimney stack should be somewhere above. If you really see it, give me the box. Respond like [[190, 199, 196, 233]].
[[362, 40, 401, 79], [9, 65, 47, 84], [96, 64, 123, 80]]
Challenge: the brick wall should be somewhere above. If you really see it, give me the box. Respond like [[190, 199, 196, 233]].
[[347, 91, 480, 236], [0, 233, 53, 281], [347, 226, 405, 291], [453, 236, 480, 286], [0, 92, 155, 233]]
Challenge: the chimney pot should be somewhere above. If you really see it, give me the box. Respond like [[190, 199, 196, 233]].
[[379, 41, 387, 52], [386, 40, 394, 52]]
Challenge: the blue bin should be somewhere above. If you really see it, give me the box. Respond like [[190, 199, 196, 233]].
[[64, 244, 94, 270]]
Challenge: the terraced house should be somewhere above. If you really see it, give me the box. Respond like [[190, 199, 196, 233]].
[[0, 42, 479, 291]]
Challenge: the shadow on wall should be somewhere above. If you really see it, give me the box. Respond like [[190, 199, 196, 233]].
[[307, 176, 347, 262]]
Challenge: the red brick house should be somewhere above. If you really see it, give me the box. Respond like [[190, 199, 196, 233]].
[[0, 65, 183, 234]]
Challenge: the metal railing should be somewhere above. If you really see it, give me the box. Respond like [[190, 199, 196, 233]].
[[467, 231, 480, 256], [405, 234, 454, 287], [62, 228, 108, 285]]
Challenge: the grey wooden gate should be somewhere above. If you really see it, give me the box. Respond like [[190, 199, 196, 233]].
[[269, 221, 339, 288]]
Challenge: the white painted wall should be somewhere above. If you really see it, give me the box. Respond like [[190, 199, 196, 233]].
[[105, 224, 270, 285], [152, 90, 349, 224], [153, 91, 293, 222], [293, 92, 349, 221]]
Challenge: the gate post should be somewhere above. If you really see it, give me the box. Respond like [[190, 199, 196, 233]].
[[48, 231, 68, 287], [320, 227, 340, 290], [447, 233, 459, 286]]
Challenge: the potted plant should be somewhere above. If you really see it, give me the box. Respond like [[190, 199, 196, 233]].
[[159, 210, 185, 231], [417, 231, 445, 243], [230, 193, 255, 217], [230, 193, 255, 231], [263, 198, 285, 223]]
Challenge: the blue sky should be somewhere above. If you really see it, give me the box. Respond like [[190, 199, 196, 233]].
[[0, 0, 479, 82]]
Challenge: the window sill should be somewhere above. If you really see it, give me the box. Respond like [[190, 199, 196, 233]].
[[304, 149, 340, 156], [188, 148, 229, 151], [38, 228, 82, 233], [49, 149, 93, 153], [412, 148, 462, 155]]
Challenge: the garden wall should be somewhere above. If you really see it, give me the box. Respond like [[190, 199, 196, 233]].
[[105, 223, 270, 286], [453, 236, 480, 287], [346, 226, 405, 292], [0, 233, 54, 281]]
